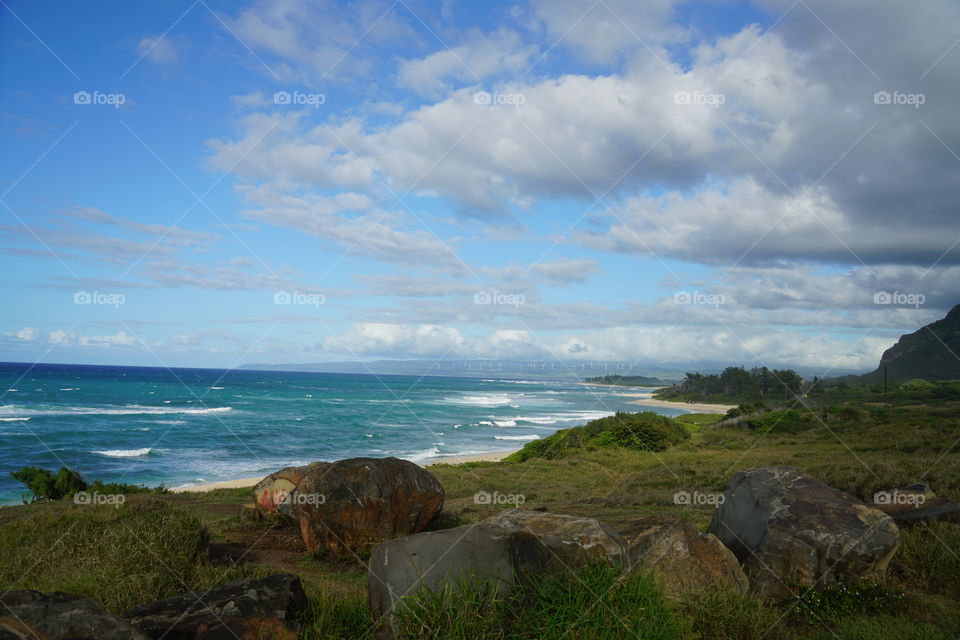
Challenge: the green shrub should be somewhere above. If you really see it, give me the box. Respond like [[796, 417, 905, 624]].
[[9, 466, 87, 502], [9, 465, 166, 503], [505, 411, 689, 462]]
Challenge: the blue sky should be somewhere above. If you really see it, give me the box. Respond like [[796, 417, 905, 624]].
[[2, 0, 957, 372]]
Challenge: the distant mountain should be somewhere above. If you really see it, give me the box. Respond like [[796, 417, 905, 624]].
[[856, 305, 960, 384]]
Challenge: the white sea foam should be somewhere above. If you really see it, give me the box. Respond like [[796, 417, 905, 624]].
[[494, 434, 540, 441], [448, 394, 513, 407], [493, 419, 516, 427], [0, 417, 30, 422], [209, 386, 225, 390], [0, 405, 232, 418], [92, 447, 152, 457], [403, 446, 441, 462]]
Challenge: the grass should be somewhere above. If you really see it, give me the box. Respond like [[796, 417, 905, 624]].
[[391, 564, 687, 640], [0, 495, 267, 614], [2, 393, 959, 638]]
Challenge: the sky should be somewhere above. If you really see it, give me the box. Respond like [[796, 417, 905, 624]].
[[1, 0, 958, 374]]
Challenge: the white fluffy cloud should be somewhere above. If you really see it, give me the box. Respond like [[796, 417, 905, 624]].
[[322, 321, 890, 371]]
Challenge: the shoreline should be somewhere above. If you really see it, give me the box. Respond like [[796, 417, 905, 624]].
[[621, 393, 735, 414], [173, 449, 518, 493], [577, 382, 735, 414]]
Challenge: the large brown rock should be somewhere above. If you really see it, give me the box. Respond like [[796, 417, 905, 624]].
[[613, 515, 748, 597], [482, 509, 629, 574], [124, 574, 307, 640], [252, 462, 325, 516], [708, 467, 900, 601], [288, 457, 444, 553], [0, 591, 148, 640]]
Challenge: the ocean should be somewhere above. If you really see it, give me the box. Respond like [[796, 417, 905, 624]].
[[0, 362, 685, 504]]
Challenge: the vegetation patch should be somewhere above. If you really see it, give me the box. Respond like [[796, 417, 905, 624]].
[[505, 411, 690, 462], [0, 496, 264, 613]]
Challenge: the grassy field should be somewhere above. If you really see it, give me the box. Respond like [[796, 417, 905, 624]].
[[2, 394, 959, 638]]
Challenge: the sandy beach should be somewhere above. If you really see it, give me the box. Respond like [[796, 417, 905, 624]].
[[577, 382, 735, 414], [173, 450, 518, 493], [620, 392, 735, 414]]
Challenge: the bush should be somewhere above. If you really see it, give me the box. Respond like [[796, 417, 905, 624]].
[[9, 466, 87, 502], [505, 411, 689, 462], [9, 465, 166, 503]]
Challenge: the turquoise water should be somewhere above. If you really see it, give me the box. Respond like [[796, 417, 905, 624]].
[[0, 362, 685, 504]]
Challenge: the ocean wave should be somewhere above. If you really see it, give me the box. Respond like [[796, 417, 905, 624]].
[[0, 405, 232, 418], [209, 386, 225, 390], [448, 394, 513, 407], [403, 446, 441, 462], [494, 434, 540, 441], [493, 420, 516, 427], [0, 417, 30, 422], [92, 447, 152, 458]]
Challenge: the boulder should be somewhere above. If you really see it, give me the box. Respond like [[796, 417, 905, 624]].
[[872, 484, 960, 525], [253, 462, 325, 515], [124, 574, 307, 639], [482, 509, 629, 574], [368, 523, 515, 632], [708, 467, 900, 601], [369, 509, 628, 639], [612, 515, 748, 597], [0, 591, 148, 640], [287, 457, 444, 553]]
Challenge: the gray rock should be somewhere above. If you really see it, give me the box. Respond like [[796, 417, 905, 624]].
[[369, 509, 629, 639], [368, 524, 514, 622], [124, 573, 307, 639], [0, 591, 148, 640], [709, 467, 900, 601]]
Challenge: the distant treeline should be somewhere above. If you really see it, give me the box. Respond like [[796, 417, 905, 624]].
[[584, 375, 672, 386], [654, 366, 804, 404]]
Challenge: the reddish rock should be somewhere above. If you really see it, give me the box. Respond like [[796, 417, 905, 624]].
[[289, 457, 444, 553], [252, 462, 325, 515]]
